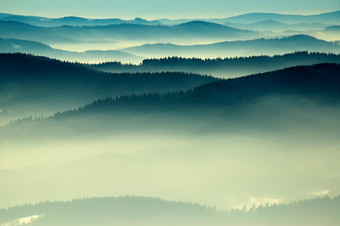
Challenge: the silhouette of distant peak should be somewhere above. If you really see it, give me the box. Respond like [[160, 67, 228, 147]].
[[173, 20, 249, 33], [282, 34, 325, 42], [60, 16, 86, 20], [253, 20, 284, 25], [0, 13, 161, 27], [175, 20, 228, 28], [134, 17, 147, 22], [225, 10, 340, 24], [0, 19, 37, 27], [324, 25, 340, 31], [212, 34, 327, 45]]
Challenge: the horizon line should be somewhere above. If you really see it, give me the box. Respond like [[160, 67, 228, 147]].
[[1, 9, 339, 21]]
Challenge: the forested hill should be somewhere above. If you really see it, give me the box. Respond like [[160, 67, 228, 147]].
[[0, 196, 220, 226], [0, 53, 217, 102], [0, 53, 217, 124], [89, 52, 340, 78], [0, 196, 339, 226], [2, 57, 340, 138], [17, 63, 337, 136], [193, 63, 340, 104], [0, 53, 215, 86], [71, 63, 340, 114]]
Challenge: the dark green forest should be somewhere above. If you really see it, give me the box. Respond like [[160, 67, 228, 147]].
[[89, 52, 340, 77], [0, 53, 217, 124], [0, 196, 339, 226], [3, 62, 339, 141]]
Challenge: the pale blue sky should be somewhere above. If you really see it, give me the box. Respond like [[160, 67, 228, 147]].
[[1, 0, 340, 19]]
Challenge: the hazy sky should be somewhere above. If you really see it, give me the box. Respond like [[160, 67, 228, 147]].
[[1, 0, 340, 19]]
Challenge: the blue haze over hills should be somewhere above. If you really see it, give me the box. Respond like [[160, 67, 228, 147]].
[[1, 7, 340, 226]]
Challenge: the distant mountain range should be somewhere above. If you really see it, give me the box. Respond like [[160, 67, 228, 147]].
[[325, 25, 340, 32], [0, 19, 259, 48], [1, 11, 339, 54], [224, 20, 330, 32], [2, 11, 339, 27], [2, 35, 340, 65], [159, 11, 340, 25], [324, 25, 340, 37], [121, 35, 340, 59], [1, 11, 338, 43], [0, 37, 142, 63], [159, 11, 340, 38], [224, 10, 340, 24], [0, 13, 161, 27]]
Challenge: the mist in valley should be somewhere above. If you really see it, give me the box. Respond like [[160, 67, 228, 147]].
[[1, 96, 340, 225], [1, 60, 340, 225], [1, 6, 340, 226], [1, 85, 340, 211]]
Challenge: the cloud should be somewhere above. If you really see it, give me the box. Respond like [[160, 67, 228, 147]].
[[312, 190, 330, 197], [1, 214, 43, 226], [234, 196, 282, 211]]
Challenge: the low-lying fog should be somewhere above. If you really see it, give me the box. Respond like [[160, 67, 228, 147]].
[[1, 127, 340, 211]]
